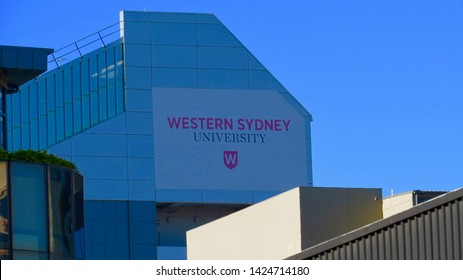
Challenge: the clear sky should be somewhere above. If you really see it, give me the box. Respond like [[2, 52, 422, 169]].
[[2, 0, 463, 196]]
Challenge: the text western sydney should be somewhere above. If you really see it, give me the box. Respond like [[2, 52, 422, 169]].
[[167, 117, 291, 131]]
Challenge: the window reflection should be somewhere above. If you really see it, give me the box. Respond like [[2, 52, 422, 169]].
[[49, 166, 74, 259], [11, 162, 47, 256]]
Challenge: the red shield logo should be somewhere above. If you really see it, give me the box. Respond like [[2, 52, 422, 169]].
[[223, 151, 238, 169]]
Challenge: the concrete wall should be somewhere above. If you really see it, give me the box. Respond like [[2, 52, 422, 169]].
[[187, 186, 382, 260], [382, 192, 414, 218], [187, 188, 302, 260]]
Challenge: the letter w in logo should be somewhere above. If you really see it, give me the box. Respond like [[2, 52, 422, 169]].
[[223, 151, 238, 169]]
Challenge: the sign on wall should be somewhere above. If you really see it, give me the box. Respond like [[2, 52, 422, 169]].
[[152, 88, 309, 191]]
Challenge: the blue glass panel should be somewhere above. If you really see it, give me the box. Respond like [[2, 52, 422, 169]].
[[127, 134, 154, 157], [116, 201, 129, 221], [104, 221, 117, 244], [129, 201, 155, 222], [11, 162, 47, 253], [126, 112, 153, 135], [91, 244, 105, 260], [131, 244, 156, 260], [90, 55, 99, 126], [106, 46, 116, 118], [115, 44, 124, 113], [38, 79, 48, 150], [72, 63, 83, 133], [55, 71, 65, 142], [98, 52, 108, 121], [249, 70, 270, 90], [48, 166, 74, 258], [81, 59, 91, 129], [152, 45, 197, 68], [83, 179, 129, 201], [91, 220, 105, 243], [125, 44, 151, 67], [103, 201, 117, 221], [198, 69, 248, 89], [151, 22, 196, 45], [124, 21, 151, 44], [48, 139, 72, 156], [46, 77, 56, 145], [91, 201, 104, 221], [198, 47, 248, 69], [117, 244, 129, 259], [72, 133, 127, 157], [116, 221, 129, 243], [85, 239, 93, 260], [20, 88, 30, 149], [11, 93, 21, 150], [156, 189, 202, 203], [128, 157, 155, 181], [128, 180, 156, 201], [197, 24, 242, 47], [104, 244, 118, 259], [151, 12, 196, 23], [131, 221, 156, 244], [152, 67, 198, 88], [64, 68, 73, 138], [126, 89, 152, 112], [74, 229, 85, 260], [125, 67, 151, 89], [123, 11, 151, 22], [74, 155, 128, 179]]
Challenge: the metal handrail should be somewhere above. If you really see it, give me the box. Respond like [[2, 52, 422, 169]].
[[47, 22, 122, 69]]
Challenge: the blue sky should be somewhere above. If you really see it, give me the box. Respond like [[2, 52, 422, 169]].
[[2, 0, 463, 195]]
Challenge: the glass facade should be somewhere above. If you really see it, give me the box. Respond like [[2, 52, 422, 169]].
[[6, 40, 124, 151], [9, 11, 313, 259], [84, 200, 156, 260], [0, 160, 84, 260]]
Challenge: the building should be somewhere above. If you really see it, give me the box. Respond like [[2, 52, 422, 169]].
[[383, 190, 447, 218], [187, 187, 462, 260], [1, 45, 84, 260], [7, 11, 313, 259], [187, 186, 382, 259]]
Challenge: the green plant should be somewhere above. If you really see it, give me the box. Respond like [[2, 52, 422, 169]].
[[0, 149, 77, 169], [0, 149, 8, 160]]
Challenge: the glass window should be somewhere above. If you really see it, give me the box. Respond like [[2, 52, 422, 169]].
[[11, 94, 21, 150], [115, 44, 124, 113], [48, 166, 74, 259], [20, 87, 30, 149], [81, 59, 91, 129], [106, 46, 116, 118], [98, 52, 108, 121], [11, 162, 47, 256], [29, 83, 39, 150], [38, 80, 48, 150], [72, 63, 83, 133], [64, 69, 74, 138], [90, 56, 100, 126], [0, 161, 9, 260]]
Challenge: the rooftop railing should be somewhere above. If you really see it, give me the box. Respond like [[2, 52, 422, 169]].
[[48, 22, 122, 70]]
